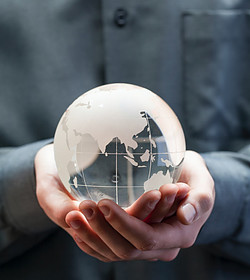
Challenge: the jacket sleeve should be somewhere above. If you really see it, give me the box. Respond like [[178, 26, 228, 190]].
[[196, 144, 250, 265], [0, 140, 56, 264]]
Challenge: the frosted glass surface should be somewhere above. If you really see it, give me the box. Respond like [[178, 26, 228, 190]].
[[54, 83, 185, 207]]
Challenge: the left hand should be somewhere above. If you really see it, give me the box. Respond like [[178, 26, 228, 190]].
[[66, 151, 215, 262]]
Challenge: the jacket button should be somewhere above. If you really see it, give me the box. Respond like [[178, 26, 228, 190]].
[[114, 8, 128, 27]]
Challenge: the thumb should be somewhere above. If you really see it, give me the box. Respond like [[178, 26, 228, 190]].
[[176, 151, 215, 225], [177, 189, 214, 225], [35, 144, 80, 229]]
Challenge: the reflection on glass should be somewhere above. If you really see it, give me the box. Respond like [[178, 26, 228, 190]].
[[54, 83, 185, 207]]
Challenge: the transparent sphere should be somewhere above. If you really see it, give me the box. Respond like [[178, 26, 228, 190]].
[[54, 83, 186, 207]]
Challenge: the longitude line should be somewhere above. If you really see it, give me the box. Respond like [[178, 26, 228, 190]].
[[116, 137, 118, 204], [145, 114, 153, 183], [79, 140, 93, 200]]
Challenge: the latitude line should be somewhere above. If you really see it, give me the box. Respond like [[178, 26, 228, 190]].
[[76, 152, 171, 155]]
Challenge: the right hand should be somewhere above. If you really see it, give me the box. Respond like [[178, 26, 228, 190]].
[[65, 151, 214, 262]]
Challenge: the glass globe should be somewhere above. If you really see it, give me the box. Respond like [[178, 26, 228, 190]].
[[54, 83, 186, 207]]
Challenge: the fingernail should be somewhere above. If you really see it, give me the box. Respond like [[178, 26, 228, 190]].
[[70, 220, 81, 230], [182, 203, 197, 223], [99, 205, 110, 217], [81, 208, 94, 219], [177, 182, 189, 189]]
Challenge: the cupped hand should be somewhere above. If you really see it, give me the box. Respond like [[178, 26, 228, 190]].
[[66, 150, 215, 262], [65, 183, 189, 262], [35, 144, 79, 232], [34, 144, 185, 261]]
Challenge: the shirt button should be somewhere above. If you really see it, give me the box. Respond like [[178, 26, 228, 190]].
[[114, 8, 128, 27]]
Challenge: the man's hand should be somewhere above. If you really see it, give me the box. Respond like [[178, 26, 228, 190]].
[[66, 151, 215, 262], [35, 145, 215, 262], [34, 144, 190, 262], [34, 144, 79, 236]]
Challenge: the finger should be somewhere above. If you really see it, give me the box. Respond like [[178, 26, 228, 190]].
[[67, 217, 180, 262], [75, 233, 179, 262], [177, 188, 214, 225], [144, 183, 189, 223], [37, 176, 79, 228], [165, 183, 190, 218], [98, 199, 166, 251], [151, 248, 180, 262], [79, 200, 141, 260], [144, 184, 179, 223], [73, 235, 111, 262], [35, 144, 80, 228], [99, 199, 193, 251], [67, 209, 181, 262], [158, 248, 180, 262], [128, 247, 180, 261], [126, 190, 161, 220], [66, 210, 120, 261], [177, 151, 215, 225]]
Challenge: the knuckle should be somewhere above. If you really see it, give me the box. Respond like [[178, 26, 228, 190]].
[[142, 203, 155, 214], [118, 248, 140, 260], [138, 237, 157, 251], [168, 250, 180, 261], [53, 208, 64, 222], [96, 255, 112, 263], [52, 209, 68, 228], [181, 236, 196, 249], [160, 249, 180, 262], [108, 255, 121, 262], [198, 192, 214, 213], [208, 173, 215, 187]]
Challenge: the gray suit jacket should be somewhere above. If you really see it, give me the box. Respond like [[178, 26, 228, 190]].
[[0, 0, 250, 279]]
